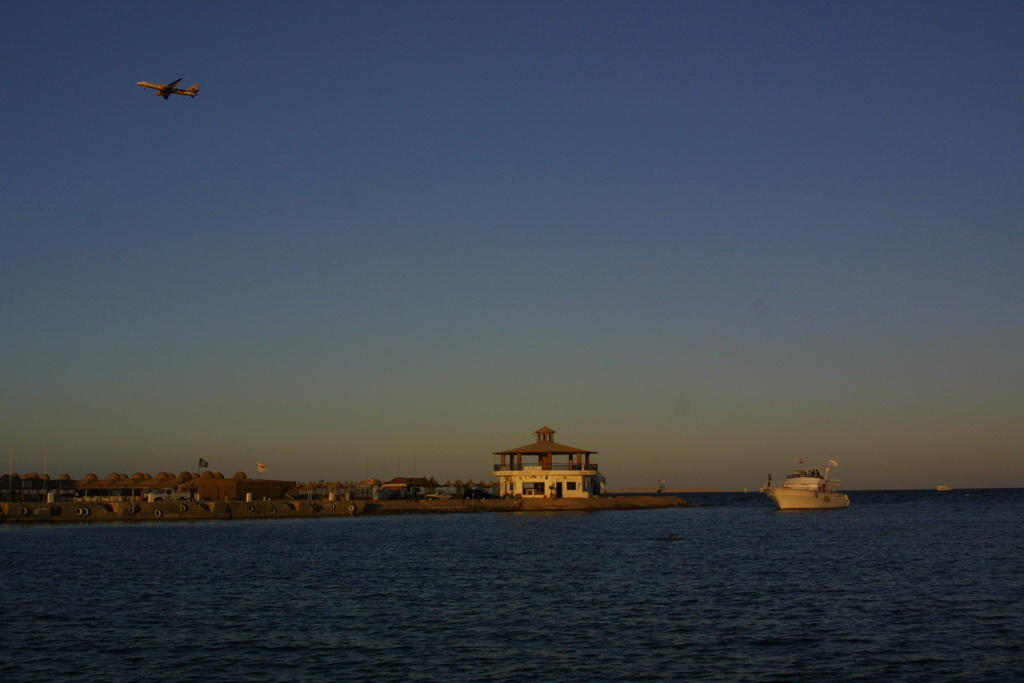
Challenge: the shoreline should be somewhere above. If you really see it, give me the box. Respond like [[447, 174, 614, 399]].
[[1, 495, 690, 524], [610, 488, 739, 494]]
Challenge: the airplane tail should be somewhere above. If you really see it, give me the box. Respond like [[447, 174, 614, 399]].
[[185, 84, 200, 96]]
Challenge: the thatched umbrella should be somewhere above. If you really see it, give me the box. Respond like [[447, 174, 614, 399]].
[[138, 473, 174, 492], [77, 474, 100, 491]]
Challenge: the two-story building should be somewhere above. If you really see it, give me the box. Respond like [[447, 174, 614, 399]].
[[493, 426, 605, 499]]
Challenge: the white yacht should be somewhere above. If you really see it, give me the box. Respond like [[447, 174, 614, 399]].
[[761, 461, 849, 510]]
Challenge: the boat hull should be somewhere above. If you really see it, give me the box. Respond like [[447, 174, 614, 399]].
[[764, 487, 849, 510]]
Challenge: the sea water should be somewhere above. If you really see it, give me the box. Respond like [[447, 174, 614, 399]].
[[1, 489, 1022, 681]]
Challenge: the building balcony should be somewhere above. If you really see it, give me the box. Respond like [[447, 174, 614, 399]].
[[493, 463, 599, 473]]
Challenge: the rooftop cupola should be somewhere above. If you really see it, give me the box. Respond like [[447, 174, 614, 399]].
[[536, 426, 556, 442]]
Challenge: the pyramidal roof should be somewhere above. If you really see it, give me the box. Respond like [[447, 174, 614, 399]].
[[493, 426, 596, 455]]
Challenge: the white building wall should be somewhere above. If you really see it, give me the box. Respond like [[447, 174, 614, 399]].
[[498, 470, 601, 499]]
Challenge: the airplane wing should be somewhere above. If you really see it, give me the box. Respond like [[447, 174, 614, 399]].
[[168, 78, 182, 87]]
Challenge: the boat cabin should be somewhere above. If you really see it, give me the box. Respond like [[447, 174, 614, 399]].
[[788, 468, 824, 479]]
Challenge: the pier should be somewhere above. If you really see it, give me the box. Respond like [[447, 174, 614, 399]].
[[0, 495, 688, 524]]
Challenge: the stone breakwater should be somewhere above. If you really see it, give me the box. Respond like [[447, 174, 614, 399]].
[[1, 495, 689, 524]]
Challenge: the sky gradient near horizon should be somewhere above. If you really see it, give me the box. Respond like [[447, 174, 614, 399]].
[[2, 1, 1022, 490]]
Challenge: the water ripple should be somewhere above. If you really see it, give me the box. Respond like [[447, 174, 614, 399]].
[[2, 490, 1022, 681]]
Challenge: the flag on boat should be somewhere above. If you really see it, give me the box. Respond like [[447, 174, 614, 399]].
[[198, 458, 209, 468], [257, 462, 268, 473], [796, 459, 803, 464], [829, 460, 838, 466]]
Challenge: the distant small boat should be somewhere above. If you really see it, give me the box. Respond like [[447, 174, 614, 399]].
[[935, 484, 952, 491], [761, 460, 849, 510]]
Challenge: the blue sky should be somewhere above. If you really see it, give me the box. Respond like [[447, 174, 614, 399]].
[[2, 1, 1022, 490]]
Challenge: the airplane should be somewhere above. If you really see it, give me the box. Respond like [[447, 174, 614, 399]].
[[136, 78, 200, 99]]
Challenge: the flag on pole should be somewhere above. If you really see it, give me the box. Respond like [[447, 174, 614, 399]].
[[257, 462, 268, 473], [796, 459, 803, 464], [198, 458, 209, 468], [829, 460, 838, 467]]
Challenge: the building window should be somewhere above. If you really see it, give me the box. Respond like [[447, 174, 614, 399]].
[[522, 482, 545, 496], [566, 482, 577, 491]]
